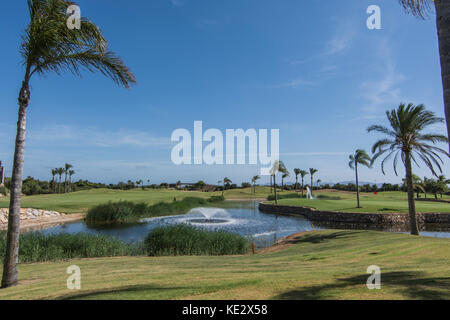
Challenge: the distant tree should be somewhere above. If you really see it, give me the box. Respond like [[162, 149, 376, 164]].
[[251, 175, 260, 195], [64, 163, 73, 193], [56, 168, 64, 194], [299, 170, 308, 197], [270, 161, 280, 204], [293, 169, 301, 191], [281, 172, 289, 190], [368, 103, 449, 235], [348, 149, 372, 208], [223, 177, 232, 196], [51, 169, 57, 193], [309, 168, 318, 194], [68, 170, 75, 192], [196, 180, 206, 190]]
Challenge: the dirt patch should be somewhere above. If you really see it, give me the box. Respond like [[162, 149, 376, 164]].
[[256, 231, 313, 254]]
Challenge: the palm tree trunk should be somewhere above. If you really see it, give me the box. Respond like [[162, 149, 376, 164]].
[[355, 163, 360, 208], [295, 176, 298, 192], [301, 178, 304, 197], [405, 151, 419, 235], [310, 176, 313, 195], [64, 173, 68, 193], [435, 0, 450, 152], [270, 176, 273, 194], [1, 81, 30, 288]]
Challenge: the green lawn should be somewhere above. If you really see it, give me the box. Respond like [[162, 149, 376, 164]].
[[0, 188, 448, 214], [0, 230, 449, 300], [0, 187, 269, 214], [268, 191, 450, 213]]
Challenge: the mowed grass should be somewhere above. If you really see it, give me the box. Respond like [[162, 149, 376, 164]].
[[0, 187, 448, 214], [0, 230, 449, 300], [0, 187, 268, 214], [268, 191, 450, 213]]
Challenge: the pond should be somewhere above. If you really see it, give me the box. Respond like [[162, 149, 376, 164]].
[[38, 201, 450, 248]]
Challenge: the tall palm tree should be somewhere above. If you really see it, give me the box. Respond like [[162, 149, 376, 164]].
[[368, 103, 448, 235], [56, 167, 64, 194], [51, 168, 57, 193], [299, 170, 308, 197], [293, 168, 301, 191], [278, 161, 288, 191], [348, 149, 372, 208], [2, 0, 136, 289], [68, 170, 75, 193], [64, 163, 73, 193], [251, 175, 260, 195], [270, 160, 280, 204], [281, 172, 289, 190], [309, 168, 318, 194], [398, 0, 450, 151]]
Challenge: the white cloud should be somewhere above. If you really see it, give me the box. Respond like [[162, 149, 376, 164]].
[[27, 125, 170, 148], [359, 41, 406, 115]]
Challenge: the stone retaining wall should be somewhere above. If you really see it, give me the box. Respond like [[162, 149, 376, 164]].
[[258, 203, 450, 228], [0, 208, 63, 224]]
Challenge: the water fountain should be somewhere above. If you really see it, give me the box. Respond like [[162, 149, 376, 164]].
[[185, 207, 232, 224], [306, 186, 314, 200]]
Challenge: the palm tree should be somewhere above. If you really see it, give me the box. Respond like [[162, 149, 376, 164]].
[[51, 169, 57, 193], [348, 149, 372, 208], [309, 168, 318, 194], [293, 168, 301, 191], [299, 170, 308, 197], [64, 163, 73, 193], [368, 103, 448, 235], [398, 1, 450, 151], [281, 172, 289, 190], [436, 175, 450, 198], [251, 175, 260, 195], [223, 177, 231, 197], [56, 167, 64, 194], [2, 0, 136, 289], [270, 161, 280, 204], [68, 170, 75, 193], [278, 162, 288, 191]]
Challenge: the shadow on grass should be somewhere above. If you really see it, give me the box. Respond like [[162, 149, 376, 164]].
[[276, 271, 450, 300], [59, 284, 185, 300], [291, 231, 357, 244]]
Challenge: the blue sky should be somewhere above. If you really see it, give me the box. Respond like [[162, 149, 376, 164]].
[[0, 0, 448, 185]]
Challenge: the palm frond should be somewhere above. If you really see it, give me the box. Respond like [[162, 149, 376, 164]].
[[23, 0, 136, 88], [398, 0, 434, 19]]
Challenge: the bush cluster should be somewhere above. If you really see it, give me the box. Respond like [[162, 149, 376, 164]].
[[144, 224, 250, 256]]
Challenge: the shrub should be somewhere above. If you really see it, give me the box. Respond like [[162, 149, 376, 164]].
[[144, 224, 250, 256], [267, 193, 301, 201], [208, 195, 225, 203], [0, 232, 137, 263], [316, 195, 342, 200], [0, 186, 8, 196], [86, 196, 223, 225], [86, 200, 138, 224]]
